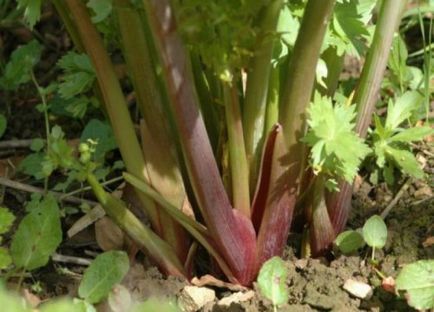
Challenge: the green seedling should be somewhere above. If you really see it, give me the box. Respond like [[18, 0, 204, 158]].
[[362, 215, 388, 262], [257, 256, 289, 312]]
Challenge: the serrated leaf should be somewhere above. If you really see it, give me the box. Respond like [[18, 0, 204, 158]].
[[0, 40, 43, 90], [18, 153, 45, 180], [78, 251, 130, 304], [0, 247, 12, 269], [334, 230, 365, 254], [17, 0, 42, 29], [257, 256, 289, 307], [303, 93, 370, 182], [385, 91, 424, 130], [362, 215, 387, 249], [386, 146, 424, 179], [388, 36, 408, 83], [396, 260, 434, 310], [0, 114, 6, 138], [80, 119, 117, 160], [57, 52, 95, 100], [87, 0, 113, 23], [389, 126, 433, 143], [0, 207, 15, 234], [10, 195, 62, 270]]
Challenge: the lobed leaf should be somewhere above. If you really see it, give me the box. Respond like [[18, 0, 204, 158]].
[[385, 91, 424, 130]]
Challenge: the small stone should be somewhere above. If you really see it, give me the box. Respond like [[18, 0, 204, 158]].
[[414, 185, 432, 199], [178, 286, 216, 312], [295, 259, 308, 270], [217, 290, 255, 307], [343, 279, 373, 300]]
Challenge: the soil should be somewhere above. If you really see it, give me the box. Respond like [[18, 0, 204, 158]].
[[0, 3, 433, 312]]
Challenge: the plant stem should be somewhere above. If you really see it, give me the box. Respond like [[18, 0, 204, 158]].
[[243, 0, 284, 188], [354, 0, 408, 137], [64, 0, 162, 233], [30, 70, 50, 193], [142, 0, 257, 285], [114, 0, 190, 262], [278, 0, 336, 207], [328, 0, 408, 236], [223, 82, 250, 217], [87, 173, 186, 277]]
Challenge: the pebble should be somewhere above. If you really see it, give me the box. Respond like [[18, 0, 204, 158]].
[[343, 279, 373, 300], [178, 286, 216, 312]]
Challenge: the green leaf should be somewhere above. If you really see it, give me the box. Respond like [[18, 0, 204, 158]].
[[303, 93, 371, 182], [0, 247, 12, 269], [78, 251, 130, 304], [0, 207, 15, 234], [257, 256, 289, 307], [18, 153, 45, 179], [0, 114, 6, 138], [57, 52, 95, 100], [40, 298, 95, 312], [334, 230, 365, 254], [389, 126, 433, 143], [386, 146, 424, 179], [87, 0, 113, 23], [362, 215, 387, 249], [385, 91, 424, 130], [388, 36, 408, 84], [30, 138, 45, 152], [10, 195, 62, 270], [80, 119, 117, 160], [0, 288, 29, 312], [396, 260, 434, 310], [16, 0, 42, 29], [0, 40, 43, 90]]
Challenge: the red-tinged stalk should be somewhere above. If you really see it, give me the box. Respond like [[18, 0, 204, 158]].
[[223, 82, 250, 217], [243, 0, 284, 191], [327, 0, 408, 236], [308, 175, 335, 256], [123, 172, 238, 283], [114, 0, 190, 263], [64, 0, 162, 234], [142, 0, 256, 285], [87, 174, 186, 278], [252, 125, 295, 267]]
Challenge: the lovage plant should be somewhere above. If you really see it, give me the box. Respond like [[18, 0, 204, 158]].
[[18, 0, 427, 286]]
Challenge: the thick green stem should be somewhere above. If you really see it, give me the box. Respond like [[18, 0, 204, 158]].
[[65, 0, 161, 233], [223, 82, 250, 217], [354, 0, 408, 137], [87, 174, 186, 277], [280, 0, 336, 147], [114, 0, 190, 262], [264, 66, 280, 134], [278, 0, 336, 225], [243, 0, 284, 188], [328, 0, 408, 236]]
